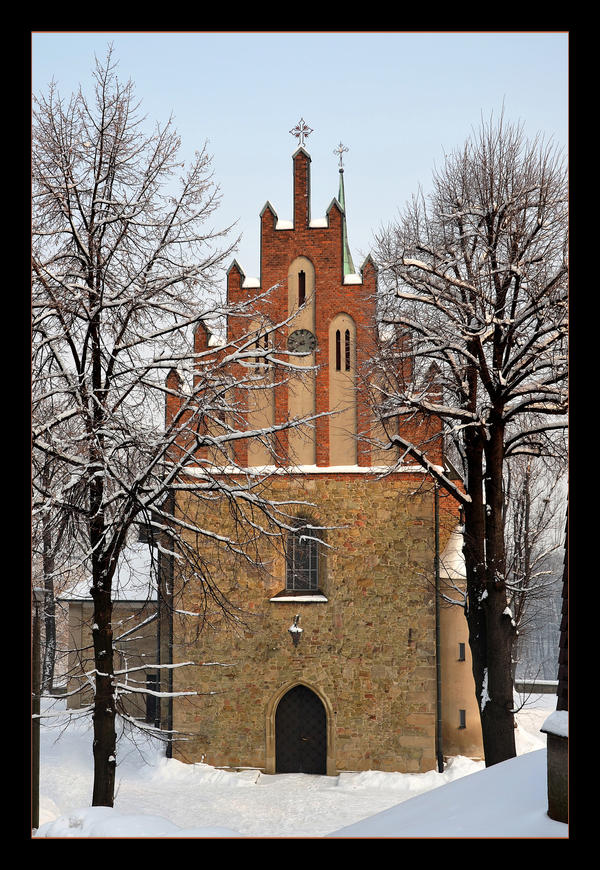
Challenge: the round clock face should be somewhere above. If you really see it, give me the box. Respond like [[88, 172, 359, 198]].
[[287, 328, 317, 353]]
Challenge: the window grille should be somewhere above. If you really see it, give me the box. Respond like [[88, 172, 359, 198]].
[[286, 523, 319, 591], [344, 328, 351, 371], [335, 330, 341, 371]]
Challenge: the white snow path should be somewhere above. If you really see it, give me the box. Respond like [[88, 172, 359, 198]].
[[36, 691, 558, 838]]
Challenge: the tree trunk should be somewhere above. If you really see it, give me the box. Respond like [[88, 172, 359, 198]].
[[41, 579, 56, 693], [480, 415, 516, 765], [41, 513, 56, 693], [462, 408, 516, 766], [41, 460, 56, 693], [479, 585, 516, 765], [91, 577, 117, 806], [88, 286, 118, 807], [462, 430, 488, 746]]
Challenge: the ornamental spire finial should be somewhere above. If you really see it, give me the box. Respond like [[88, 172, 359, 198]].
[[290, 118, 313, 148], [333, 141, 349, 169]]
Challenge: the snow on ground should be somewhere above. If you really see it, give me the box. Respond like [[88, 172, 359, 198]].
[[34, 691, 567, 838], [328, 750, 563, 838]]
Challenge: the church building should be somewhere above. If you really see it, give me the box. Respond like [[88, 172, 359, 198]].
[[164, 125, 483, 775]]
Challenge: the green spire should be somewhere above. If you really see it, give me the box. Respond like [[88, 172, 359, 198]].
[[338, 168, 356, 277]]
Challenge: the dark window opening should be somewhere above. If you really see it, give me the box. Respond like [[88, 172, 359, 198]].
[[344, 329, 351, 371], [138, 520, 155, 546], [335, 330, 341, 371], [458, 642, 466, 661], [146, 674, 159, 724], [286, 522, 320, 591], [459, 709, 466, 729], [255, 333, 269, 367], [298, 271, 306, 306]]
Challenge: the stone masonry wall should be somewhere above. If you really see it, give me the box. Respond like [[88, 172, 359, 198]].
[[65, 599, 158, 720], [170, 473, 449, 774]]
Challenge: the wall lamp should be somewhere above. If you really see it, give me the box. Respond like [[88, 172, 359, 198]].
[[288, 614, 303, 647]]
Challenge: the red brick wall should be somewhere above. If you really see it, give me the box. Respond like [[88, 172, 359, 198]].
[[227, 148, 378, 467], [168, 147, 443, 472]]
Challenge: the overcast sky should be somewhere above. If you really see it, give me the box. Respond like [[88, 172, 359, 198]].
[[32, 31, 569, 281]]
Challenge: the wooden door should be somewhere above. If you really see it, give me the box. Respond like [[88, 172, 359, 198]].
[[275, 684, 327, 775]]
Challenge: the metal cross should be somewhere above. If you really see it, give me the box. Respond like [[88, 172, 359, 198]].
[[333, 142, 349, 168], [290, 118, 314, 147]]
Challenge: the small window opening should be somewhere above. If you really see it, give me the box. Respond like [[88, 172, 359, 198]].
[[298, 270, 306, 306], [137, 521, 154, 546], [335, 329, 341, 371], [459, 709, 466, 729], [146, 674, 159, 724], [254, 333, 269, 368], [344, 329, 351, 371], [458, 642, 466, 661]]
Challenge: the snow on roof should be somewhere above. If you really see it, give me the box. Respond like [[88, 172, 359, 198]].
[[208, 332, 226, 347], [273, 216, 330, 230], [541, 710, 568, 739], [241, 276, 261, 288], [59, 542, 157, 602], [342, 273, 363, 285]]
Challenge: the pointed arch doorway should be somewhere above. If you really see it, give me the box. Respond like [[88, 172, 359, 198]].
[[274, 684, 327, 775]]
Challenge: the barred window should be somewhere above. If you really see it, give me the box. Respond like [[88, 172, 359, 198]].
[[334, 324, 353, 372], [286, 521, 320, 591]]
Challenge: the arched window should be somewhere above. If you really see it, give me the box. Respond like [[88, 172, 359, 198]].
[[328, 313, 357, 465], [286, 519, 320, 591], [298, 270, 306, 306], [287, 257, 314, 318], [331, 317, 354, 375]]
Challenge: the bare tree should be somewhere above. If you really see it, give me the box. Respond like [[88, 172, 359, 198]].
[[371, 112, 568, 766], [504, 455, 565, 682], [32, 453, 82, 692], [32, 48, 321, 807]]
